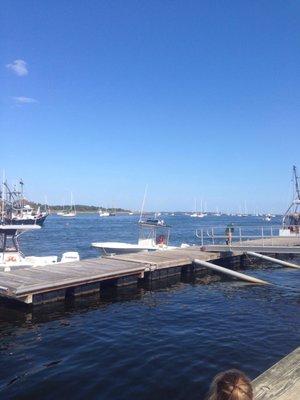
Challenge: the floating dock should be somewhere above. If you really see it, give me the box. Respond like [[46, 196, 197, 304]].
[[0, 235, 299, 305], [0, 247, 219, 305], [253, 347, 300, 399]]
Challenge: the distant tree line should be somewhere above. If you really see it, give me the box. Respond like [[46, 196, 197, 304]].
[[31, 202, 131, 213]]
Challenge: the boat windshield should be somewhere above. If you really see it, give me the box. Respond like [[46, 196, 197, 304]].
[[138, 223, 171, 246]]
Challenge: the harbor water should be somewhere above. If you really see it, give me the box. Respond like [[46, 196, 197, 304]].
[[0, 214, 299, 399]]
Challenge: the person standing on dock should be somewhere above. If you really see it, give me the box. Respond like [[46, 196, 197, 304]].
[[225, 224, 234, 245]]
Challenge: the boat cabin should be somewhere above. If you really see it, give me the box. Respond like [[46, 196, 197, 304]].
[[0, 225, 40, 268], [137, 220, 171, 248]]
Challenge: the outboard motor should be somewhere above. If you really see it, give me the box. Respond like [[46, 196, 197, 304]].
[[61, 252, 80, 263]]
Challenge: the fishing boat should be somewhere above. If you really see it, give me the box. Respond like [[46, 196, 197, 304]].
[[279, 166, 300, 237], [1, 179, 49, 226], [10, 204, 48, 226], [0, 225, 79, 272]]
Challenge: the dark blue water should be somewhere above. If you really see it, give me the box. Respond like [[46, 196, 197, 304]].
[[0, 214, 299, 399]]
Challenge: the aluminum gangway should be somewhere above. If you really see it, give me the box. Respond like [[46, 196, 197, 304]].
[[196, 225, 300, 254]]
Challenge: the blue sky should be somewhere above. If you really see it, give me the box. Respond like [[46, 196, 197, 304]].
[[1, 0, 299, 212]]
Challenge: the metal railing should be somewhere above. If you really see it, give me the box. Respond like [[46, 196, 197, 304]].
[[195, 225, 300, 247]]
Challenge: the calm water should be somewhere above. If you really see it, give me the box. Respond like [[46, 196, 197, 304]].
[[0, 214, 299, 399]]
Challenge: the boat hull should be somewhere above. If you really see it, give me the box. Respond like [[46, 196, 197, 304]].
[[8, 214, 48, 227], [91, 242, 178, 255]]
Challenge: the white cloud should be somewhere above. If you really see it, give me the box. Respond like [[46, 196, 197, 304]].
[[6, 59, 28, 76], [12, 96, 38, 104]]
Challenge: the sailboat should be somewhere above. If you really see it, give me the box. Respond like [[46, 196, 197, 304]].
[[57, 192, 76, 217], [190, 199, 205, 218]]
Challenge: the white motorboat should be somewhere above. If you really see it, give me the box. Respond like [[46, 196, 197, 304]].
[[92, 185, 188, 255], [92, 218, 181, 255], [279, 166, 300, 237], [0, 225, 80, 272]]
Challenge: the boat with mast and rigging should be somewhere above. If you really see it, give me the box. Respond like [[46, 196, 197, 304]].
[[279, 165, 300, 237], [57, 192, 77, 217], [1, 178, 49, 226], [190, 198, 205, 218]]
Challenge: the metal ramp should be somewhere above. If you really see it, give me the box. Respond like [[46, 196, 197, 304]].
[[196, 225, 300, 254]]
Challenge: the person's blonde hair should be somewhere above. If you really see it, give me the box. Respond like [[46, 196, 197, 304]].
[[206, 369, 253, 400]]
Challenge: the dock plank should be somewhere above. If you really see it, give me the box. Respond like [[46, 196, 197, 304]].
[[0, 257, 146, 299], [253, 347, 300, 400], [106, 248, 219, 270]]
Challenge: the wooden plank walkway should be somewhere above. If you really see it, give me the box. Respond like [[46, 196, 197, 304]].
[[253, 347, 300, 399], [0, 247, 218, 304], [104, 247, 219, 269]]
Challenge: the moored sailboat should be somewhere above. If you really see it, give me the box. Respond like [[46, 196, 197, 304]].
[[57, 192, 76, 217]]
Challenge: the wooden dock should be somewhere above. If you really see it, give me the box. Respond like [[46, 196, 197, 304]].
[[0, 235, 299, 305], [253, 347, 300, 399], [0, 247, 219, 305]]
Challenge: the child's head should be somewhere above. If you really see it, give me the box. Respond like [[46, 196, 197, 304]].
[[207, 369, 253, 400]]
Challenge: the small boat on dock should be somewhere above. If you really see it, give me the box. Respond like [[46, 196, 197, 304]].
[[91, 217, 180, 255], [0, 225, 79, 272]]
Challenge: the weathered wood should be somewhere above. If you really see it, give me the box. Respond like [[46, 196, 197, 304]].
[[105, 248, 219, 270], [253, 347, 300, 400], [0, 257, 146, 301], [0, 243, 293, 305]]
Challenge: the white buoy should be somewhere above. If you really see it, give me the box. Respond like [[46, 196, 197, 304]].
[[193, 259, 270, 285], [245, 251, 300, 269]]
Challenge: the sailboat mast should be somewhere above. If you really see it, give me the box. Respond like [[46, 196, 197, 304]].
[[71, 192, 76, 213], [1, 170, 5, 223], [139, 185, 148, 222], [293, 165, 300, 201]]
